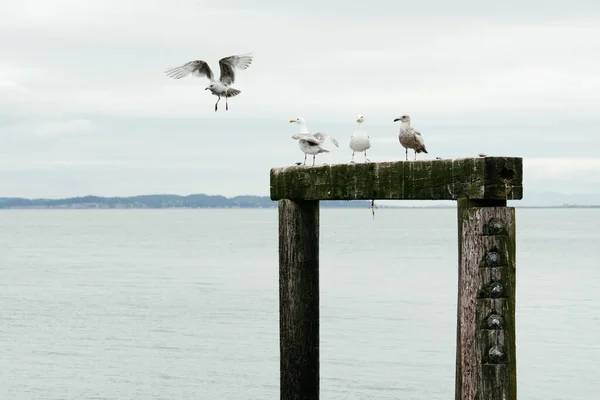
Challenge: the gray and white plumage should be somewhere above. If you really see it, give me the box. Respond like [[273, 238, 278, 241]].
[[292, 134, 330, 163], [349, 114, 371, 163], [393, 115, 428, 161], [289, 117, 339, 166], [164, 53, 253, 112]]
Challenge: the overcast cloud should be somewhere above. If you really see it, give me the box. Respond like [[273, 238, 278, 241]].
[[1, 0, 599, 198]]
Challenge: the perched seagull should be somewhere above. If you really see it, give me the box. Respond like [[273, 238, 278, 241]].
[[393, 115, 428, 161], [289, 117, 339, 166], [349, 114, 371, 163], [164, 53, 253, 112]]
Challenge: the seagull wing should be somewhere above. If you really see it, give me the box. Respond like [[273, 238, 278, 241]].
[[313, 132, 339, 147], [218, 53, 253, 86], [293, 134, 321, 145], [165, 60, 214, 80], [413, 128, 424, 141], [412, 128, 428, 151]]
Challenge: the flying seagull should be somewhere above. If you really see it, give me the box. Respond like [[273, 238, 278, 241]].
[[164, 53, 253, 112], [290, 117, 339, 166], [349, 113, 371, 163], [393, 115, 428, 161]]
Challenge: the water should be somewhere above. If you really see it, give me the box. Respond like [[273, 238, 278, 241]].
[[1, 208, 598, 399]]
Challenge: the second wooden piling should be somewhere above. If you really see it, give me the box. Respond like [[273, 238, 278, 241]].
[[278, 199, 320, 400], [455, 199, 517, 400]]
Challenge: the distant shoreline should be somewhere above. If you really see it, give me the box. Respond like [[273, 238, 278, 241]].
[[1, 194, 599, 210], [0, 194, 366, 210]]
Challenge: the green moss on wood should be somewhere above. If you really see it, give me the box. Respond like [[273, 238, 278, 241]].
[[270, 157, 523, 201]]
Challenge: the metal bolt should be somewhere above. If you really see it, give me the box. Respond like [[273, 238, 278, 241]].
[[488, 282, 504, 298], [487, 218, 503, 235], [488, 346, 504, 363], [485, 251, 501, 266], [487, 314, 503, 329], [485, 251, 500, 267]]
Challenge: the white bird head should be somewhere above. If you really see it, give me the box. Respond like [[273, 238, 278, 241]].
[[356, 114, 364, 123], [205, 82, 217, 91], [290, 117, 310, 134], [393, 115, 411, 123], [289, 117, 307, 124]]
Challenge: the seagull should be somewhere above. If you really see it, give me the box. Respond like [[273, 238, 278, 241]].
[[164, 53, 253, 112], [393, 115, 428, 161], [289, 117, 339, 166], [349, 114, 371, 163]]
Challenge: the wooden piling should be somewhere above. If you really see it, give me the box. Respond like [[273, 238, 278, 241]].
[[270, 157, 523, 400], [456, 199, 517, 400], [278, 199, 320, 400]]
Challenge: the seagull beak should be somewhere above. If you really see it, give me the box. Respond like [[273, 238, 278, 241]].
[[289, 119, 296, 123], [393, 118, 401, 122], [356, 119, 361, 122], [205, 87, 210, 90]]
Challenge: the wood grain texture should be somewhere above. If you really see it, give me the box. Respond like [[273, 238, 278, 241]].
[[456, 201, 517, 400], [278, 199, 320, 400], [270, 157, 522, 201]]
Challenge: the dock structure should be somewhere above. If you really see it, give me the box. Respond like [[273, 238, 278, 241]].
[[270, 157, 523, 400]]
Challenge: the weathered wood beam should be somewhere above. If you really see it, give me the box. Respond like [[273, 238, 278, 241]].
[[279, 199, 320, 400], [455, 200, 517, 400], [270, 157, 522, 201]]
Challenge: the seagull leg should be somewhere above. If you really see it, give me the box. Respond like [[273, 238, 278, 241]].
[[405, 148, 408, 161], [414, 150, 417, 161], [304, 154, 307, 165], [215, 96, 220, 112], [226, 96, 229, 111], [351, 152, 355, 162], [364, 151, 368, 163], [312, 155, 316, 166]]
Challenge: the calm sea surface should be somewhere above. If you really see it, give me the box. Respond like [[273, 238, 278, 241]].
[[1, 208, 599, 399]]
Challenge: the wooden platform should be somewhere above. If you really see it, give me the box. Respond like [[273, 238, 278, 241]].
[[270, 157, 522, 201]]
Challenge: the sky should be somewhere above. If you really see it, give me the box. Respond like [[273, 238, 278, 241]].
[[1, 0, 600, 199]]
